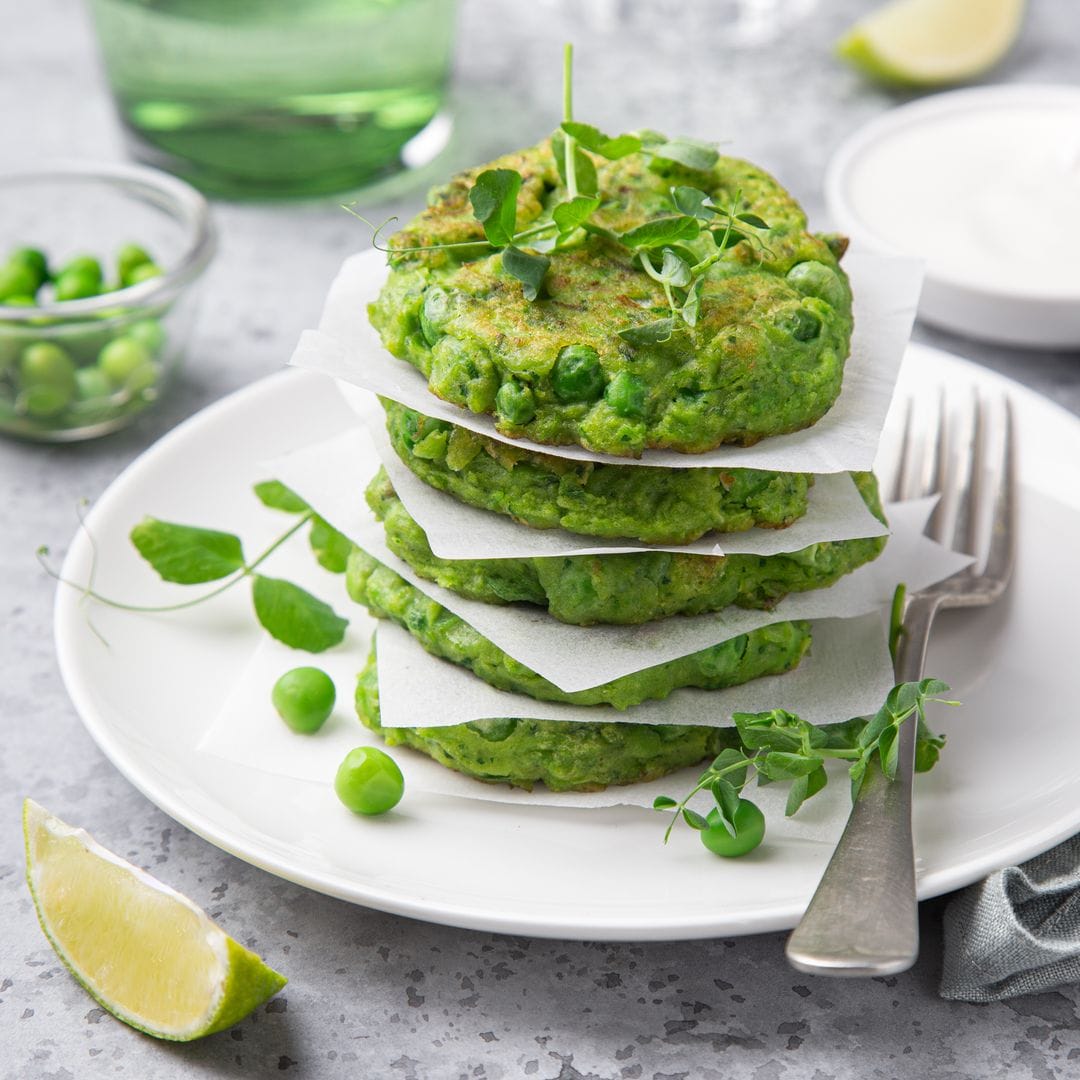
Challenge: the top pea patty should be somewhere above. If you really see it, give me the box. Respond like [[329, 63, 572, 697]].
[[368, 139, 853, 458]]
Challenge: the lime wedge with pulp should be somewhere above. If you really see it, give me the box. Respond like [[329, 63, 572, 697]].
[[838, 0, 1025, 87], [23, 798, 286, 1041]]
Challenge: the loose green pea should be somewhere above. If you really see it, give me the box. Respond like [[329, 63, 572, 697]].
[[117, 243, 153, 286], [272, 667, 336, 734], [0, 262, 39, 302], [552, 344, 605, 403], [54, 268, 101, 301], [334, 746, 404, 816], [75, 366, 113, 401], [126, 318, 165, 354], [700, 801, 766, 858], [495, 379, 536, 425], [19, 342, 76, 415], [604, 370, 646, 419], [98, 336, 151, 387], [8, 248, 48, 288], [59, 256, 103, 286], [126, 262, 163, 286]]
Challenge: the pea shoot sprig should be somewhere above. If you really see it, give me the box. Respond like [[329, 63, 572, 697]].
[[38, 482, 352, 654], [348, 44, 772, 339], [655, 677, 955, 858]]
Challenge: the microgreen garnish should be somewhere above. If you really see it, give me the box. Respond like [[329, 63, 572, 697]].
[[654, 675, 957, 857], [347, 44, 777, 335], [39, 484, 351, 654]]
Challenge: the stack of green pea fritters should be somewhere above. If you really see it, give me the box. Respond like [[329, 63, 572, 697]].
[[332, 134, 884, 793]]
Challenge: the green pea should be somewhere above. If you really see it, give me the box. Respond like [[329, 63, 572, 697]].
[[124, 362, 158, 397], [552, 344, 605, 403], [334, 746, 404, 816], [272, 667, 336, 734], [59, 256, 103, 287], [19, 343, 76, 415], [700, 801, 766, 858], [604, 371, 646, 419], [75, 367, 114, 401], [126, 318, 165, 355], [54, 268, 101, 302], [98, 336, 151, 387], [117, 243, 153, 287], [0, 262, 39, 302], [495, 379, 536, 425], [8, 248, 48, 289], [420, 286, 451, 345], [788, 307, 822, 342], [3, 295, 37, 308], [126, 262, 163, 286], [786, 261, 846, 309]]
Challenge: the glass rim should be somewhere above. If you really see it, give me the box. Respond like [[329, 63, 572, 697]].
[[0, 160, 216, 320]]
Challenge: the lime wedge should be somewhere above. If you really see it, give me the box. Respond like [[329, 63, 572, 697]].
[[838, 0, 1025, 87], [23, 799, 286, 1041]]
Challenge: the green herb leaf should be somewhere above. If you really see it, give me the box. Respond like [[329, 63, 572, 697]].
[[617, 318, 674, 346], [712, 777, 742, 823], [849, 756, 868, 800], [501, 246, 551, 301], [552, 131, 599, 197], [130, 518, 246, 585], [469, 169, 522, 248], [713, 226, 748, 250], [680, 279, 704, 328], [309, 516, 352, 574], [653, 795, 677, 810], [619, 215, 700, 251], [552, 195, 601, 238], [757, 751, 822, 782], [878, 724, 901, 779], [915, 716, 947, 772], [250, 575, 348, 653], [253, 480, 310, 514], [650, 138, 719, 172], [670, 185, 714, 220], [560, 122, 641, 160], [682, 808, 709, 831]]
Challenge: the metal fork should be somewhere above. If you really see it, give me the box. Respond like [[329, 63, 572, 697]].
[[785, 390, 1017, 977]]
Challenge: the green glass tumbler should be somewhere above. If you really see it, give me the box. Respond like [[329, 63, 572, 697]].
[[87, 0, 457, 199]]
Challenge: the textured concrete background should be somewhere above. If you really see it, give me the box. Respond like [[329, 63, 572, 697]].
[[3, 1, 1080, 1077]]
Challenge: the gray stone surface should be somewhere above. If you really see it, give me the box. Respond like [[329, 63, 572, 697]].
[[3, 1, 1080, 1077]]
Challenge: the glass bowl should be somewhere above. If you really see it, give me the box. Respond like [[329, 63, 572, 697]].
[[0, 162, 215, 441]]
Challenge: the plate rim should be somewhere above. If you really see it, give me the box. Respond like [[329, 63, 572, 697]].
[[53, 347, 1080, 940]]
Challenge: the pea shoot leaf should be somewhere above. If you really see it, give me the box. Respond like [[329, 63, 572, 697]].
[[650, 137, 719, 172], [552, 195, 601, 238], [250, 575, 348, 653], [501, 246, 551, 301], [680, 279, 704, 327], [660, 248, 692, 288], [653, 795, 677, 810], [560, 121, 641, 160], [469, 169, 521, 248], [785, 765, 827, 817], [130, 518, 246, 585], [552, 131, 599, 197], [713, 225, 749, 249], [309, 516, 352, 574], [736, 212, 769, 229], [757, 751, 822, 782], [253, 480, 309, 515], [670, 185, 714, 220], [619, 215, 700, 250], [682, 808, 709, 831], [618, 318, 674, 346]]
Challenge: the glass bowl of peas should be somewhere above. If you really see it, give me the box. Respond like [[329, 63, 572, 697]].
[[0, 162, 215, 440]]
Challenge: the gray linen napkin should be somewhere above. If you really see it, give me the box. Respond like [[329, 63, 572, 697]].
[[940, 834, 1080, 1001]]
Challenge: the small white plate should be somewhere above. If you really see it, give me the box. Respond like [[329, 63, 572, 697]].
[[54, 345, 1080, 941], [826, 85, 1080, 349]]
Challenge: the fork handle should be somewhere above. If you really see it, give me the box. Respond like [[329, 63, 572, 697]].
[[785, 595, 941, 977]]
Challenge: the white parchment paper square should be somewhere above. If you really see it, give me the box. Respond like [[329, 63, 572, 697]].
[[288, 247, 923, 473]]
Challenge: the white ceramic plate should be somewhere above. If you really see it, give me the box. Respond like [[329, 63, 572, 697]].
[[55, 345, 1080, 941]]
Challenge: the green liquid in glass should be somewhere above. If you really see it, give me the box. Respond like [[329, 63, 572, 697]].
[[89, 0, 456, 199]]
